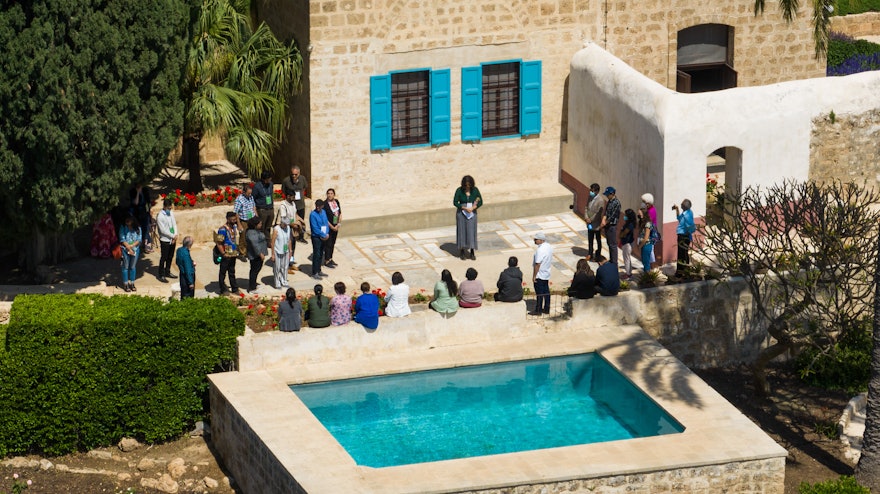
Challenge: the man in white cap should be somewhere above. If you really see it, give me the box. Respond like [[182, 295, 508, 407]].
[[530, 232, 553, 315]]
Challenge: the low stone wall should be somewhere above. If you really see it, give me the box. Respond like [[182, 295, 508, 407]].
[[209, 379, 305, 494], [468, 458, 785, 494], [831, 12, 880, 38], [237, 278, 764, 372]]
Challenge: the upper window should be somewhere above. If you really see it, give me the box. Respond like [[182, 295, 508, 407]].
[[462, 60, 541, 141], [370, 69, 450, 151]]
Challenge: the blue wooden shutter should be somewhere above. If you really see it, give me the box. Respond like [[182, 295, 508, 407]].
[[461, 66, 482, 141], [520, 60, 542, 136], [370, 75, 391, 151], [430, 69, 450, 146]]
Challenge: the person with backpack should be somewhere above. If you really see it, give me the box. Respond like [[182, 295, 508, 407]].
[[215, 211, 241, 294], [639, 209, 660, 273], [672, 199, 696, 279]]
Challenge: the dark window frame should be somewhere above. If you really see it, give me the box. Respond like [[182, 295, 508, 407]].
[[481, 61, 520, 138], [390, 70, 430, 147]]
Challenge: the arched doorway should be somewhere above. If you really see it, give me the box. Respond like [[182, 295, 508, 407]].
[[706, 146, 742, 224], [677, 24, 736, 93]]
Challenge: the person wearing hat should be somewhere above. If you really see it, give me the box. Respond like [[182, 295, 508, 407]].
[[585, 183, 606, 259], [600, 186, 621, 266], [530, 232, 553, 316]]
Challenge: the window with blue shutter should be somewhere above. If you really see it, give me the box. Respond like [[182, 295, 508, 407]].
[[461, 66, 482, 141], [430, 69, 450, 146], [460, 59, 542, 141], [370, 75, 391, 151], [370, 68, 450, 150]]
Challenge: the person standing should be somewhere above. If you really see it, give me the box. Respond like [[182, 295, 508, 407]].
[[245, 217, 268, 293], [672, 199, 696, 279], [119, 215, 141, 293], [384, 272, 411, 317], [353, 282, 380, 330], [278, 288, 303, 332], [530, 232, 553, 316], [129, 184, 153, 253], [233, 184, 257, 259], [494, 256, 524, 302], [281, 165, 309, 243], [453, 175, 483, 260], [270, 216, 293, 289], [585, 183, 606, 259], [216, 211, 241, 294], [252, 171, 275, 239], [156, 199, 179, 283], [641, 193, 658, 266], [639, 211, 657, 273], [176, 236, 196, 299], [309, 199, 330, 279], [600, 186, 621, 266], [277, 194, 305, 271], [323, 188, 342, 268], [620, 208, 637, 280]]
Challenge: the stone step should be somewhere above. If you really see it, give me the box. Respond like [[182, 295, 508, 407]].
[[170, 182, 575, 242]]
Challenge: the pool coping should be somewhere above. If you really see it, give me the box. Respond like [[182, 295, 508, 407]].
[[209, 325, 787, 493]]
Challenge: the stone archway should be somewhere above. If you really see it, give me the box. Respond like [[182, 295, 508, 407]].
[[706, 146, 742, 224]]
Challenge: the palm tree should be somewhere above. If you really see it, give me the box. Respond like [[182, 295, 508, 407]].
[[753, 0, 835, 57], [183, 0, 302, 191]]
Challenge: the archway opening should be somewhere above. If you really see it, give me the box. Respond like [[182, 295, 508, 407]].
[[706, 146, 742, 224]]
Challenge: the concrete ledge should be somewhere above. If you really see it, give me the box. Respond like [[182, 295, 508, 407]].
[[237, 302, 530, 371]]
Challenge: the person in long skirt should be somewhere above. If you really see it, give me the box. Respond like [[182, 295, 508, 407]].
[[453, 175, 483, 260], [270, 217, 293, 289]]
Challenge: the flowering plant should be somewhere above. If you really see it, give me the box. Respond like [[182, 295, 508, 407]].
[[706, 174, 719, 195], [2, 473, 32, 494]]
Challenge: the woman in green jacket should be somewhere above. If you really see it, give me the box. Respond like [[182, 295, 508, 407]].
[[305, 284, 331, 328], [430, 269, 459, 315], [453, 175, 482, 260]]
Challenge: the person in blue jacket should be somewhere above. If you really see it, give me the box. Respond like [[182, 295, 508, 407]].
[[175, 236, 196, 299], [672, 199, 696, 279], [353, 281, 380, 330], [309, 199, 330, 279]]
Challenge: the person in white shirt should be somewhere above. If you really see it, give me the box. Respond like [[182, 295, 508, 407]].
[[156, 199, 179, 283], [384, 271, 411, 317], [530, 231, 553, 316], [277, 194, 305, 272], [270, 217, 293, 289]]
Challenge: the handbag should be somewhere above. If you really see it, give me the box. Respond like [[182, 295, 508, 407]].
[[112, 244, 122, 260]]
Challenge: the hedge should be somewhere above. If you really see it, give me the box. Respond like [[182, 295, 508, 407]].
[[0, 294, 244, 456], [833, 0, 880, 16]]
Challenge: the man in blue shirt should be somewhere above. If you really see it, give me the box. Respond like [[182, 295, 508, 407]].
[[216, 212, 241, 294], [176, 236, 196, 299], [594, 254, 620, 297], [252, 171, 275, 238], [672, 199, 696, 279], [309, 199, 330, 279]]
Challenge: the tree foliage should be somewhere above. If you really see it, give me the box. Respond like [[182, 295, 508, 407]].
[[700, 180, 880, 395], [754, 0, 834, 57], [182, 0, 302, 190], [0, 0, 190, 241]]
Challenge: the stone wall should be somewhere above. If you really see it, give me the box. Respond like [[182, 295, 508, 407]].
[[809, 109, 880, 188], [210, 382, 306, 494], [256, 0, 824, 210], [468, 458, 785, 494], [237, 278, 764, 372], [831, 12, 880, 37]]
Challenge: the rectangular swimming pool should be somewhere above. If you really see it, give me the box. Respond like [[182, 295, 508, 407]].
[[291, 353, 684, 467]]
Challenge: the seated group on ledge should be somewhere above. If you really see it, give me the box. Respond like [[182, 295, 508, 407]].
[[567, 255, 619, 299]]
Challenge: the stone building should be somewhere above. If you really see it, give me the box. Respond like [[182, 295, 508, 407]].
[[257, 0, 824, 232]]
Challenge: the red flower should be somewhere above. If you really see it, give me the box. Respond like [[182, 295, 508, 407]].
[[225, 186, 231, 192], [247, 304, 253, 309], [271, 305, 278, 312], [175, 188, 182, 195], [272, 323, 278, 328], [378, 309, 384, 316], [239, 292, 245, 298], [161, 193, 168, 199]]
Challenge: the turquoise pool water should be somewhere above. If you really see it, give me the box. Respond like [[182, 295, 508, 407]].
[[291, 353, 684, 468]]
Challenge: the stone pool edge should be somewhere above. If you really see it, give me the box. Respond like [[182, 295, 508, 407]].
[[209, 325, 787, 494]]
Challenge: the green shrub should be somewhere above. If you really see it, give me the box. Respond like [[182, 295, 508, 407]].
[[799, 475, 870, 493], [795, 318, 870, 394], [833, 0, 880, 16], [828, 33, 880, 68], [0, 294, 244, 456]]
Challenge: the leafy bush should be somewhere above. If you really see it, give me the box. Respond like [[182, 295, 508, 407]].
[[0, 294, 244, 456], [795, 318, 871, 393], [827, 32, 880, 75], [832, 0, 880, 16], [799, 475, 870, 493]]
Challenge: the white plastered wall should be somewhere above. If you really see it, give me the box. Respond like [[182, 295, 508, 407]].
[[566, 42, 880, 261]]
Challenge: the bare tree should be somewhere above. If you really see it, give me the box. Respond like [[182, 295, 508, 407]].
[[701, 180, 880, 396], [856, 231, 880, 489]]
